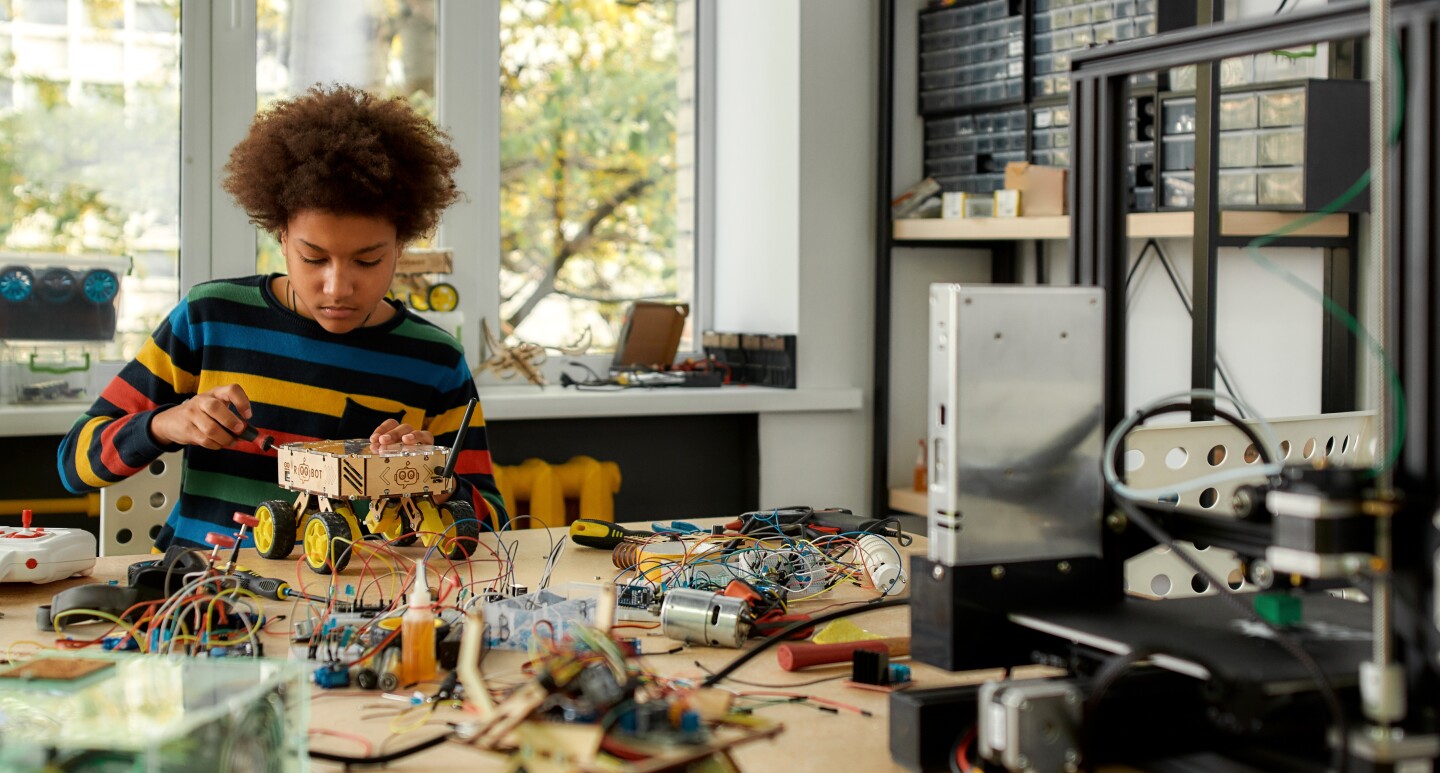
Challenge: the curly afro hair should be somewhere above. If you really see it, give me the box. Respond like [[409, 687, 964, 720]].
[[222, 85, 461, 244]]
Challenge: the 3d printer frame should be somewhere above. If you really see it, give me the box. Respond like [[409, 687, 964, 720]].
[[902, 1, 1440, 771]]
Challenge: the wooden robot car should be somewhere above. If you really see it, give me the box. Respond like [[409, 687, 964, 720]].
[[253, 438, 481, 574]]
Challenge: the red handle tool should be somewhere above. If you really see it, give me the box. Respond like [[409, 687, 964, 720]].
[[775, 637, 911, 671]]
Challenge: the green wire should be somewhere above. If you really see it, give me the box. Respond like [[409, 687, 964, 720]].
[[1241, 35, 1407, 478]]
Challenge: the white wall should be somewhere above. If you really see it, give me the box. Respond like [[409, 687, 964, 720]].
[[714, 0, 877, 512], [1124, 241, 1324, 418], [712, 1, 799, 334], [884, 0, 995, 490]]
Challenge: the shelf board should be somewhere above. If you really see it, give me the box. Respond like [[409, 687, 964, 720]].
[[888, 487, 928, 516], [894, 211, 1350, 242], [894, 215, 1069, 241]]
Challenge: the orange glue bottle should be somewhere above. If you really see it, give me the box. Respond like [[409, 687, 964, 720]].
[[913, 439, 928, 492], [401, 579, 436, 685]]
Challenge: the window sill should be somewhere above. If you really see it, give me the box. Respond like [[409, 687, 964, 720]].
[[2, 385, 864, 436], [477, 384, 863, 420]]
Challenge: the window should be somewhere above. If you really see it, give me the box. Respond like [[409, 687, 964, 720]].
[[25, 0, 68, 26], [253, 0, 439, 274], [0, 0, 181, 359], [198, 1, 708, 368], [498, 0, 698, 353]]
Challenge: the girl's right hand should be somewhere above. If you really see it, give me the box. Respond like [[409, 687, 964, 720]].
[[150, 384, 254, 450]]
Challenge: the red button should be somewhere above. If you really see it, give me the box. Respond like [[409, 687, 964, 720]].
[[25, 558, 38, 569]]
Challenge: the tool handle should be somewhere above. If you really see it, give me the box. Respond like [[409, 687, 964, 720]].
[[570, 519, 649, 549], [775, 637, 910, 671], [235, 571, 287, 601]]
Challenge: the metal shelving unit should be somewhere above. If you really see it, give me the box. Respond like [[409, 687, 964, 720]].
[[871, 0, 1365, 519]]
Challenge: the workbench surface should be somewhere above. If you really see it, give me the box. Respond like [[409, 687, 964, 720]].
[[0, 521, 1013, 772]]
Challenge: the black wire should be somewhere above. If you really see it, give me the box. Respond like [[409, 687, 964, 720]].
[[1123, 239, 1157, 292], [1112, 496, 1349, 772], [1105, 400, 1348, 766], [1134, 402, 1270, 464], [1112, 402, 1274, 494], [567, 360, 607, 381], [699, 597, 911, 687], [692, 660, 848, 689], [307, 732, 453, 766]]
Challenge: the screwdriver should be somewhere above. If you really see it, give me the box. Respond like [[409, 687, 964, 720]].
[[232, 569, 326, 602], [569, 519, 653, 550], [227, 404, 276, 451]]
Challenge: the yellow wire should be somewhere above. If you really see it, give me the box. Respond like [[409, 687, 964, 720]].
[[50, 609, 148, 654], [200, 587, 263, 649], [388, 703, 437, 735], [347, 540, 404, 602], [5, 640, 53, 661]]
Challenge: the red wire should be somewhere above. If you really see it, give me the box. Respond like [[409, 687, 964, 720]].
[[600, 735, 650, 761], [956, 726, 976, 773]]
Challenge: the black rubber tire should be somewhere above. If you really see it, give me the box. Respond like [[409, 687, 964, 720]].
[[303, 511, 353, 574], [440, 500, 480, 560], [36, 268, 77, 304], [426, 282, 459, 312], [254, 499, 296, 559]]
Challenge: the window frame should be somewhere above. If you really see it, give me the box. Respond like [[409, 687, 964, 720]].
[[181, 0, 715, 378]]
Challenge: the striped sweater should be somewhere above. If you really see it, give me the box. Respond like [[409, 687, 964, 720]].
[[57, 275, 507, 550]]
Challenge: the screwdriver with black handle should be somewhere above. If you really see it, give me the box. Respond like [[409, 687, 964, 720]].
[[568, 519, 654, 549], [232, 569, 327, 602]]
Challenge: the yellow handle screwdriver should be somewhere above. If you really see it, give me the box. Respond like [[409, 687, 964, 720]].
[[568, 519, 653, 549]]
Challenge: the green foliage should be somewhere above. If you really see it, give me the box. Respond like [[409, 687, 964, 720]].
[[499, 0, 683, 345], [0, 19, 180, 258]]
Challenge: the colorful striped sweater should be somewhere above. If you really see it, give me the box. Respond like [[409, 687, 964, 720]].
[[57, 275, 507, 550]]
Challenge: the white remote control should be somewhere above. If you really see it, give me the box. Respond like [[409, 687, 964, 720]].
[[0, 510, 97, 584]]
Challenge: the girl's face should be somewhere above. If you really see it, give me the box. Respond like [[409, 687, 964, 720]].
[[280, 210, 400, 334]]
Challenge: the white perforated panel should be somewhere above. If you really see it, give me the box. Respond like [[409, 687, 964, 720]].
[[1122, 411, 1375, 599], [99, 452, 181, 556]]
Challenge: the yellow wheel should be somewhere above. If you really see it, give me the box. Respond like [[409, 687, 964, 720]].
[[254, 499, 296, 559], [414, 499, 447, 549], [427, 283, 459, 312], [374, 501, 417, 546], [302, 511, 352, 574], [407, 290, 430, 311]]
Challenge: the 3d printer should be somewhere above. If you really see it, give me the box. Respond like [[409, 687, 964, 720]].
[[892, 1, 1440, 771]]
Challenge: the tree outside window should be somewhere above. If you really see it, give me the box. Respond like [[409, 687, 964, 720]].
[[500, 0, 693, 352]]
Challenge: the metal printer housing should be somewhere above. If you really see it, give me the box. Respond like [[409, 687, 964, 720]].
[[927, 284, 1106, 566]]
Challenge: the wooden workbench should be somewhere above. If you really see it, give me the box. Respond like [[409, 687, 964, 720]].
[[0, 524, 1010, 772]]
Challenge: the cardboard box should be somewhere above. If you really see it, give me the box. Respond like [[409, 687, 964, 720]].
[[958, 193, 993, 218], [941, 191, 965, 219], [1003, 162, 1068, 216], [994, 189, 1022, 218]]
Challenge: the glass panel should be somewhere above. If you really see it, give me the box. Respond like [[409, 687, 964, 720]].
[[0, 0, 181, 364], [254, 0, 439, 274], [500, 0, 695, 352]]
